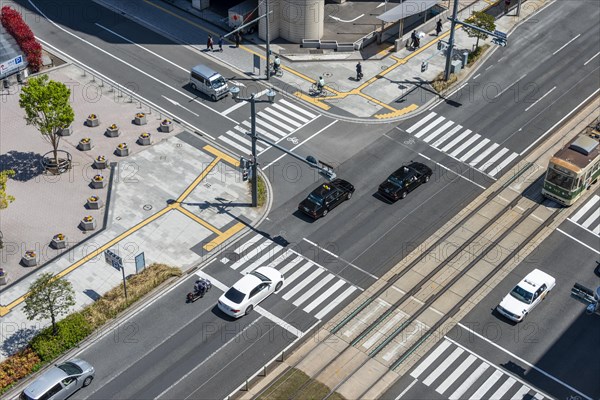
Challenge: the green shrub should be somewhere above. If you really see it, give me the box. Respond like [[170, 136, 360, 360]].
[[467, 44, 490, 67], [30, 313, 92, 361], [431, 72, 458, 93]]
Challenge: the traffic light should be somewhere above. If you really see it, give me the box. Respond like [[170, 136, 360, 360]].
[[421, 61, 428, 72], [239, 156, 250, 170], [492, 37, 507, 47], [242, 169, 249, 181]]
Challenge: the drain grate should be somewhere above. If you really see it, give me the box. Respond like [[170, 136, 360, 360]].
[[309, 49, 324, 54]]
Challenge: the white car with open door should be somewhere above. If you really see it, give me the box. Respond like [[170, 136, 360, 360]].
[[218, 267, 284, 318], [496, 269, 556, 322]]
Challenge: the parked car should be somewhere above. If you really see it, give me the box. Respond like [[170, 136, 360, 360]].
[[218, 267, 284, 318], [378, 162, 432, 201], [298, 179, 355, 219], [20, 359, 95, 400], [496, 269, 556, 322]]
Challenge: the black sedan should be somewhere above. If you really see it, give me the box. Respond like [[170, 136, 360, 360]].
[[378, 162, 432, 201], [298, 179, 355, 219]]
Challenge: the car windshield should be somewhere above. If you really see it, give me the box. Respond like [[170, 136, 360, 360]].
[[58, 362, 83, 375], [388, 176, 404, 187], [545, 168, 574, 190], [509, 285, 534, 304], [250, 271, 271, 282], [224, 287, 246, 304], [211, 77, 226, 89], [307, 193, 324, 205]]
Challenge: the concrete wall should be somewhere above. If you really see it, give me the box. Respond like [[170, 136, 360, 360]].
[[260, 0, 324, 43]]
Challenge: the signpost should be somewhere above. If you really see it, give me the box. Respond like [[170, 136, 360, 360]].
[[135, 252, 146, 274], [105, 249, 127, 301], [0, 55, 24, 78]]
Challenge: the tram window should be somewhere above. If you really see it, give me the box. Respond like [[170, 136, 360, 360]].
[[546, 168, 575, 190]]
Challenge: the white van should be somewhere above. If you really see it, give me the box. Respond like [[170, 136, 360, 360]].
[[190, 64, 229, 101]]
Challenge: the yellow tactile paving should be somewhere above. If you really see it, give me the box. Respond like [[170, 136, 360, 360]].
[[293, 92, 332, 110], [374, 104, 419, 119], [0, 150, 246, 316]]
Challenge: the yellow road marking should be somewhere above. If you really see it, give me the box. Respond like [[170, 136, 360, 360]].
[[203, 145, 239, 167], [293, 92, 331, 110], [374, 104, 418, 119], [0, 154, 243, 316], [202, 222, 246, 251]]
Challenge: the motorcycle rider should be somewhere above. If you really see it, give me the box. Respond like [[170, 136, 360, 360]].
[[194, 279, 206, 296]]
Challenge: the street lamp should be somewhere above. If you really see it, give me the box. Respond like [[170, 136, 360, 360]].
[[230, 86, 276, 207]]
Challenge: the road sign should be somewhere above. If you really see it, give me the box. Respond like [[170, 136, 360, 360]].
[[105, 249, 123, 270], [493, 30, 507, 39], [0, 55, 24, 78], [135, 252, 146, 274]]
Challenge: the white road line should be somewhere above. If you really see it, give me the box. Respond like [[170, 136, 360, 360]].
[[584, 51, 600, 66], [406, 112, 437, 133], [469, 142, 499, 166], [282, 262, 313, 286], [512, 385, 532, 399], [241, 245, 286, 274], [271, 102, 310, 123], [469, 370, 503, 400], [239, 122, 279, 142], [552, 34, 581, 55], [488, 152, 519, 177], [580, 206, 599, 230], [363, 311, 406, 349], [456, 323, 593, 399], [441, 129, 472, 152], [263, 107, 303, 128], [343, 299, 388, 338], [423, 120, 455, 142], [229, 240, 272, 270], [223, 130, 265, 151], [436, 354, 477, 394], [265, 248, 294, 269], [382, 319, 427, 362], [329, 13, 364, 23], [479, 147, 509, 172], [255, 305, 305, 338], [258, 111, 295, 131], [521, 88, 600, 154], [395, 378, 418, 400], [448, 363, 489, 400], [282, 269, 324, 300], [293, 274, 335, 306], [218, 135, 251, 154], [302, 238, 379, 280], [417, 153, 487, 189], [489, 377, 517, 399], [278, 256, 305, 276], [431, 125, 462, 148], [314, 286, 356, 319], [279, 99, 317, 118], [472, 74, 480, 80], [410, 340, 452, 378], [557, 228, 600, 254], [303, 280, 345, 313], [459, 138, 490, 162], [524, 86, 556, 112], [494, 74, 527, 98], [154, 318, 263, 400], [449, 134, 480, 157], [262, 120, 338, 169], [570, 195, 599, 221], [422, 347, 463, 386], [221, 100, 247, 116], [414, 116, 447, 138]]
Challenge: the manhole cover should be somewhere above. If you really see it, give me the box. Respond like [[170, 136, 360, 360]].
[[323, 72, 333, 78], [143, 204, 152, 211], [309, 49, 324, 54]]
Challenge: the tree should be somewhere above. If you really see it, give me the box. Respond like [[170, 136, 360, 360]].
[[19, 75, 74, 173], [23, 272, 76, 335], [463, 11, 496, 50], [0, 169, 15, 210]]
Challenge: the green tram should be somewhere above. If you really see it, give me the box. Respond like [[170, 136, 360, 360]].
[[542, 123, 600, 206]]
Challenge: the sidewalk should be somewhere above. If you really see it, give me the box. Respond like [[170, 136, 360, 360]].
[[0, 63, 266, 363], [140, 0, 550, 120]]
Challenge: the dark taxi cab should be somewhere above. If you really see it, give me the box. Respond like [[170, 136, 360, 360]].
[[378, 162, 432, 201], [298, 179, 355, 219]]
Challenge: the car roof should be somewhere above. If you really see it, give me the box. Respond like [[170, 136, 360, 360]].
[[518, 269, 554, 291], [232, 274, 263, 293], [24, 366, 68, 399]]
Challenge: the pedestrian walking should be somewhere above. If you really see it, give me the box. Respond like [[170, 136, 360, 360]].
[[411, 30, 417, 49], [436, 19, 442, 36], [356, 61, 363, 81], [235, 31, 241, 48], [218, 35, 224, 52], [207, 34, 213, 51]]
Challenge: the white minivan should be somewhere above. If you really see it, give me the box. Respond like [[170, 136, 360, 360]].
[[190, 64, 229, 101]]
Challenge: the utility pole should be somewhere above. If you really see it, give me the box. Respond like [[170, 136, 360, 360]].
[[250, 95, 258, 207], [265, 0, 270, 81], [443, 0, 459, 81]]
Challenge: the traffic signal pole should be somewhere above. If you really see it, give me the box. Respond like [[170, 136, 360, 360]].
[[250, 95, 258, 207], [443, 0, 459, 81]]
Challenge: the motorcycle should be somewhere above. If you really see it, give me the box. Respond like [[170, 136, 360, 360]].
[[187, 278, 212, 303]]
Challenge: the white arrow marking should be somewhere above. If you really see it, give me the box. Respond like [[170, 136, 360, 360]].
[[161, 95, 200, 116], [329, 14, 364, 23]]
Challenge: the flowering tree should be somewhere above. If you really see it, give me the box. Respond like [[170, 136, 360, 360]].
[[19, 75, 74, 173]]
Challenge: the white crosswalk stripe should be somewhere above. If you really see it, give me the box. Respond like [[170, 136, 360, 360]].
[[217, 100, 317, 155], [407, 112, 519, 178], [409, 339, 548, 400], [219, 233, 359, 319], [568, 194, 600, 236]]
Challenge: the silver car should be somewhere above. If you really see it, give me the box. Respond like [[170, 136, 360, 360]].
[[20, 359, 95, 400]]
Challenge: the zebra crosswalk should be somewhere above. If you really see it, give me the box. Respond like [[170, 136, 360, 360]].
[[218, 99, 318, 156], [406, 112, 519, 178], [409, 338, 549, 400], [568, 194, 600, 236], [218, 233, 358, 320]]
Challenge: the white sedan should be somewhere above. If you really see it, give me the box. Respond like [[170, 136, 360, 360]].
[[496, 269, 556, 322], [218, 267, 284, 318]]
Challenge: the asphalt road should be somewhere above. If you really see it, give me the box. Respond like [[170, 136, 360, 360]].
[[10, 0, 599, 398], [382, 189, 600, 400]]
